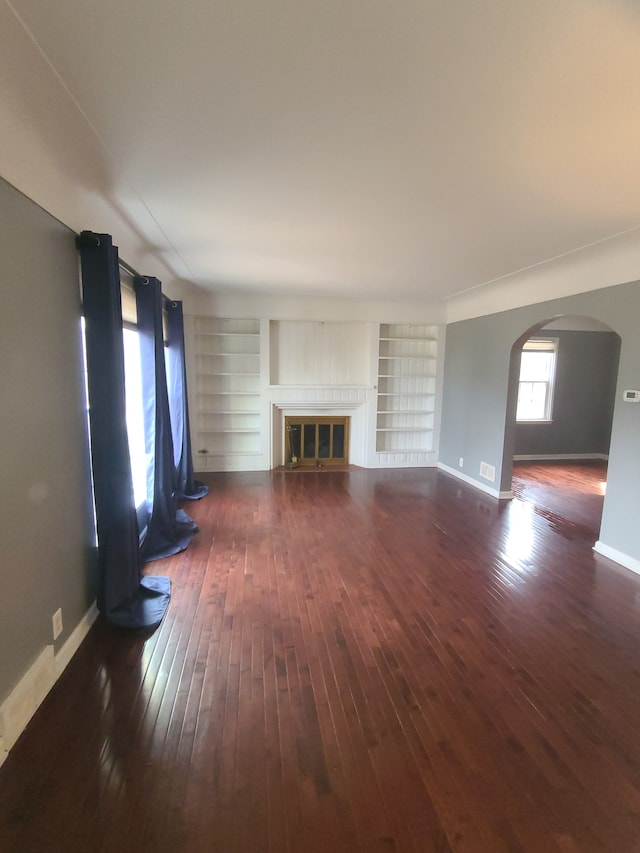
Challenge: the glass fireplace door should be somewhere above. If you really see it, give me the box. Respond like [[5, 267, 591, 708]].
[[285, 416, 349, 466]]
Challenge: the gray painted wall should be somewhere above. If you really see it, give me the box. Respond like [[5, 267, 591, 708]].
[[440, 280, 640, 563], [0, 178, 97, 703], [514, 330, 620, 456]]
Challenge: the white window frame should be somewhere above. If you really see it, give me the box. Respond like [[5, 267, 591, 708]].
[[516, 338, 558, 423]]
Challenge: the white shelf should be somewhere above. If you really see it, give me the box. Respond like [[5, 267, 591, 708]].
[[376, 323, 438, 455], [379, 337, 437, 342], [378, 354, 436, 359], [379, 447, 431, 452], [197, 451, 263, 458], [199, 429, 260, 434], [376, 427, 431, 433], [194, 317, 259, 335], [377, 392, 429, 397], [193, 316, 261, 461], [198, 391, 260, 396], [200, 409, 258, 415], [195, 331, 258, 337]]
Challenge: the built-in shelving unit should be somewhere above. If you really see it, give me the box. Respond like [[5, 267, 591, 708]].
[[376, 324, 438, 454], [193, 317, 261, 468]]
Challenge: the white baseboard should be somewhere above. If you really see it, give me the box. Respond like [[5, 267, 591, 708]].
[[0, 602, 98, 767], [54, 602, 99, 679], [513, 453, 609, 461], [593, 542, 640, 576], [0, 645, 54, 764], [438, 462, 512, 500]]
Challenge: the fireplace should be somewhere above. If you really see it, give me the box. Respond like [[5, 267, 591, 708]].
[[285, 416, 349, 466], [270, 393, 369, 470]]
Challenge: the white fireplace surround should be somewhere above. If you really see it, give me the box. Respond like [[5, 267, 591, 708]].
[[270, 387, 373, 469]]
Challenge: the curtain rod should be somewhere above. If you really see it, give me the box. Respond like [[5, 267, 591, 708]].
[[119, 257, 173, 305], [77, 230, 175, 305], [118, 257, 140, 279]]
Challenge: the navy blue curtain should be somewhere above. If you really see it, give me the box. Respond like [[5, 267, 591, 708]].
[[165, 301, 208, 500], [134, 276, 197, 561], [76, 232, 170, 629]]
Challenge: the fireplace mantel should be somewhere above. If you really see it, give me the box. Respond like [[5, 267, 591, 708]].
[[269, 385, 373, 469]]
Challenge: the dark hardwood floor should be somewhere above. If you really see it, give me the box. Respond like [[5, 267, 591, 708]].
[[511, 459, 608, 540], [2, 465, 640, 852]]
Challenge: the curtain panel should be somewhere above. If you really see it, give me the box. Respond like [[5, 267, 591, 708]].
[[134, 276, 198, 561], [76, 232, 170, 629], [166, 301, 208, 500]]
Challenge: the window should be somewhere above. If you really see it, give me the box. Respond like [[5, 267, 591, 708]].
[[79, 315, 146, 531], [123, 327, 147, 508], [516, 338, 557, 422], [121, 288, 171, 510], [120, 276, 148, 509]]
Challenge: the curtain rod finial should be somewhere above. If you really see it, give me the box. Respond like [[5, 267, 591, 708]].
[[75, 230, 101, 249]]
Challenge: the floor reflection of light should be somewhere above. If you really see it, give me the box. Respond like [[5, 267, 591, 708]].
[[96, 665, 124, 795], [139, 642, 154, 705], [499, 500, 535, 579], [599, 480, 607, 495]]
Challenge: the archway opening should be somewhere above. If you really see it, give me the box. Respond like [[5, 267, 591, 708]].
[[503, 315, 621, 543]]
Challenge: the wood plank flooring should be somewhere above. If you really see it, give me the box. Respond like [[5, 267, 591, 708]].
[[511, 459, 607, 539], [2, 465, 640, 852]]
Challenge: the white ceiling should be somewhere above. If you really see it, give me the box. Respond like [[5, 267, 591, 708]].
[[5, 0, 640, 303]]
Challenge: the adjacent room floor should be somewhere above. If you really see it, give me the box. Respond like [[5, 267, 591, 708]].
[[1, 463, 639, 852], [511, 458, 608, 540]]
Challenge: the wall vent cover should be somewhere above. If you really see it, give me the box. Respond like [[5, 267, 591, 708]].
[[479, 461, 496, 482]]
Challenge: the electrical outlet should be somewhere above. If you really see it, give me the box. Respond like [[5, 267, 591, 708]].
[[459, 457, 464, 467], [52, 608, 63, 641]]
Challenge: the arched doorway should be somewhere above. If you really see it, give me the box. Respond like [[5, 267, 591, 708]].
[[502, 315, 621, 542]]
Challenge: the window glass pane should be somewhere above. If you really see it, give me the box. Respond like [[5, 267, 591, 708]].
[[79, 318, 98, 546], [333, 424, 345, 458], [318, 424, 330, 458], [123, 329, 147, 507], [303, 424, 316, 458], [520, 351, 553, 382], [289, 423, 301, 460], [120, 284, 137, 325], [517, 381, 547, 420], [517, 340, 556, 421]]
